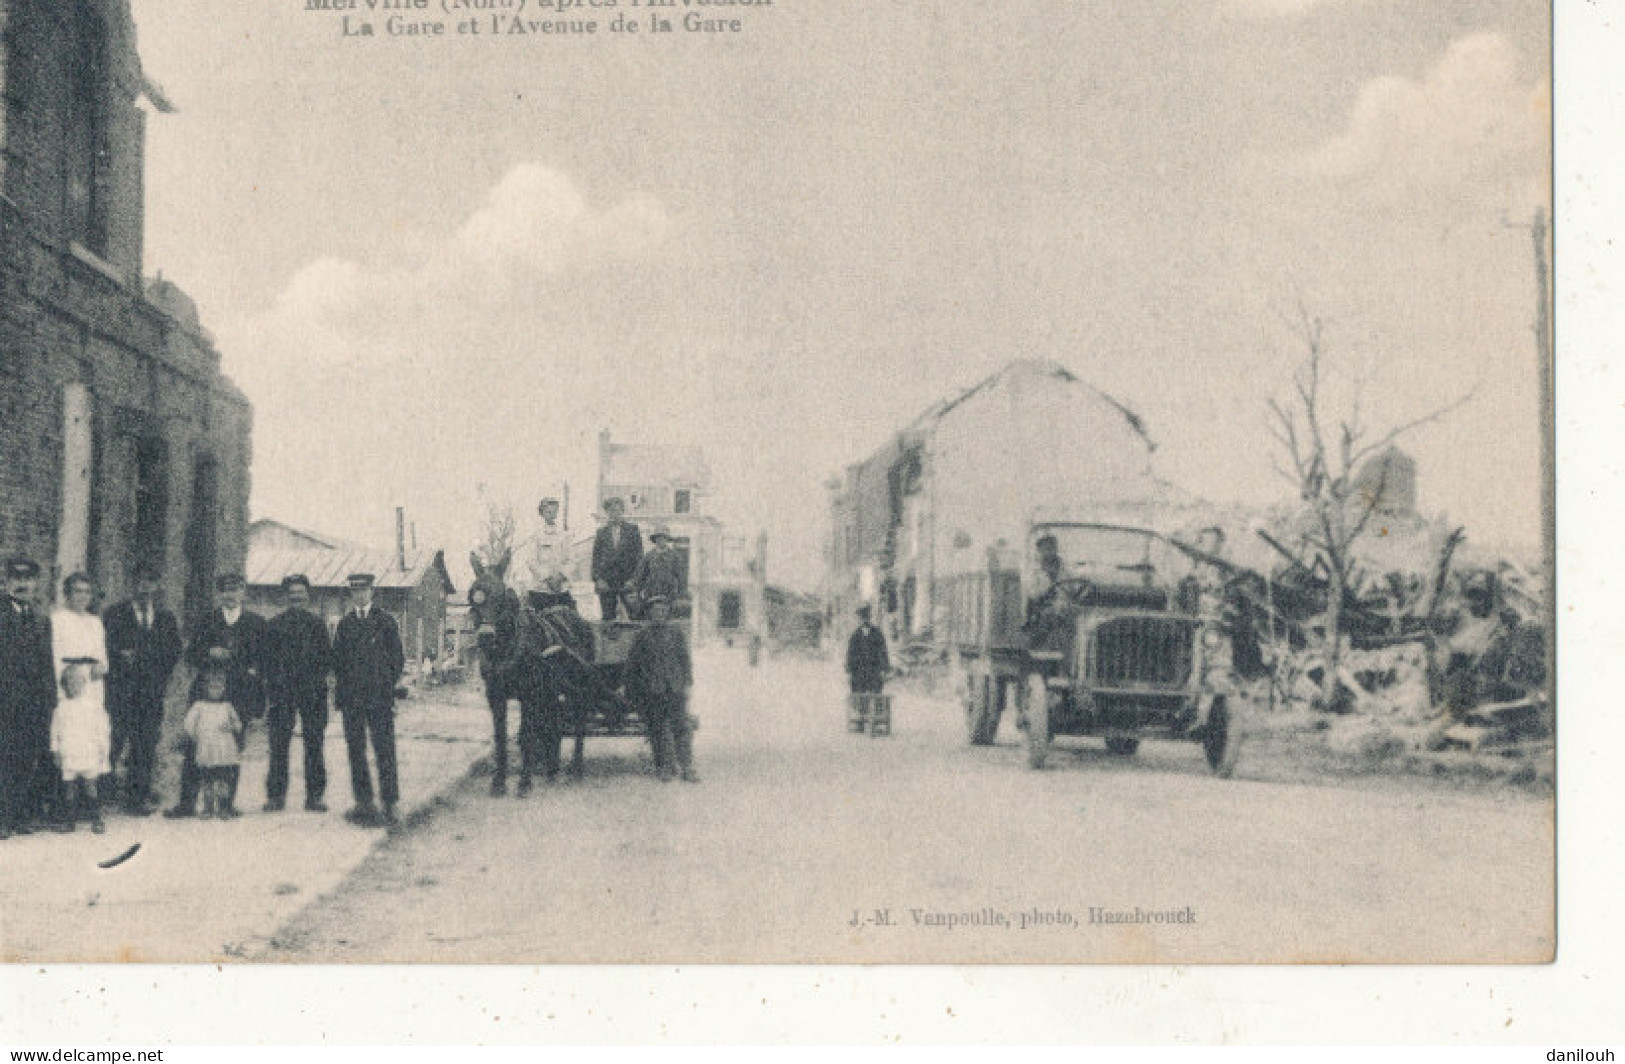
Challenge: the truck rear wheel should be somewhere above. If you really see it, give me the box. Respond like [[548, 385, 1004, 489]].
[[1204, 696, 1240, 777], [1023, 673, 1051, 770], [1105, 736, 1140, 756], [965, 675, 1000, 746]]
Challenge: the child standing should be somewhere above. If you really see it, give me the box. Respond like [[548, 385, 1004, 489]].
[[51, 658, 110, 833], [183, 667, 243, 819]]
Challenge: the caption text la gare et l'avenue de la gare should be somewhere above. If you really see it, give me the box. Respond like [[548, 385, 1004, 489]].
[[303, 0, 775, 39]]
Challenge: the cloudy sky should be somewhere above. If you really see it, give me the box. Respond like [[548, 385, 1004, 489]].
[[125, 0, 1549, 588]]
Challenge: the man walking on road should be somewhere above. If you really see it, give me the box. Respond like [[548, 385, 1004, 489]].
[[625, 596, 697, 783], [103, 569, 182, 814], [1, 558, 57, 839], [333, 573, 405, 827], [263, 574, 333, 813], [845, 605, 889, 695], [591, 497, 642, 621]]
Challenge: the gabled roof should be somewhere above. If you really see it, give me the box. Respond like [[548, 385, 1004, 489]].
[[246, 547, 455, 595], [907, 359, 1155, 449]]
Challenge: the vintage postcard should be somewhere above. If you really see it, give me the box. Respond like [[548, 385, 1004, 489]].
[[0, 0, 1556, 988]]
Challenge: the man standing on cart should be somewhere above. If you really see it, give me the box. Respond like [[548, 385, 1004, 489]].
[[591, 497, 642, 621]]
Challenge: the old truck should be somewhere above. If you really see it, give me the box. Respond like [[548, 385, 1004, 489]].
[[944, 521, 1240, 774]]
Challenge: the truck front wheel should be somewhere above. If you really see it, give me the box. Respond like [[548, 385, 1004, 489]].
[[1023, 673, 1051, 770], [965, 674, 1000, 746], [1204, 696, 1240, 777]]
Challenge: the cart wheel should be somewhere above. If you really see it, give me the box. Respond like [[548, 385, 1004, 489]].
[[1105, 736, 1140, 756], [1023, 673, 1050, 770], [965, 674, 999, 746], [1204, 696, 1240, 777]]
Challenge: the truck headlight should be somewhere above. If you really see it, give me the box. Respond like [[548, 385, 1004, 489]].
[[1201, 628, 1224, 650]]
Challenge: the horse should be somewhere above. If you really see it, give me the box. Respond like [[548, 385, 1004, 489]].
[[467, 551, 523, 795], [515, 587, 601, 784]]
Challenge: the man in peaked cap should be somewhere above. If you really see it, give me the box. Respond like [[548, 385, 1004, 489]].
[[263, 574, 333, 813], [167, 572, 268, 817], [333, 573, 405, 827], [1, 558, 57, 838]]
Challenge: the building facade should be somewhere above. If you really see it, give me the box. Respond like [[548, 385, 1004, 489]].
[[0, 0, 251, 622], [594, 430, 765, 641]]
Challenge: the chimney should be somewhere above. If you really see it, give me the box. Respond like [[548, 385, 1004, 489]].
[[396, 507, 407, 571]]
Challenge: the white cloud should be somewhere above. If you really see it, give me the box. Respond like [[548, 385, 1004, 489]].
[[215, 164, 679, 554], [1285, 32, 1549, 208]]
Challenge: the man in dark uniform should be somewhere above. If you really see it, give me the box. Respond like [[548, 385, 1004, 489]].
[[1, 558, 57, 839], [845, 604, 889, 695], [625, 596, 697, 783], [626, 525, 685, 620], [103, 568, 182, 814], [167, 573, 268, 818], [263, 574, 333, 813], [333, 573, 405, 827], [591, 496, 643, 621]]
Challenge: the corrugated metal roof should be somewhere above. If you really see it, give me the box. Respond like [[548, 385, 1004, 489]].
[[246, 547, 455, 594]]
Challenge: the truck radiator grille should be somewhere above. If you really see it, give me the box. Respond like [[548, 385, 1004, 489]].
[[1091, 617, 1194, 687]]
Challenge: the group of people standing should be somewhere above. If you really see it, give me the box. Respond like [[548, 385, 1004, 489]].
[[2, 559, 181, 837], [0, 556, 410, 838]]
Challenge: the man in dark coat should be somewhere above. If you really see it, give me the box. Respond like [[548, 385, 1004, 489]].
[[626, 525, 686, 620], [103, 568, 182, 814], [845, 605, 889, 694], [263, 574, 333, 813], [333, 573, 405, 827], [591, 496, 643, 621], [625, 597, 697, 782], [1, 558, 57, 838], [167, 573, 268, 818]]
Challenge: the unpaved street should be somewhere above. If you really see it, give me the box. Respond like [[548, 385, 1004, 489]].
[[264, 647, 1554, 964]]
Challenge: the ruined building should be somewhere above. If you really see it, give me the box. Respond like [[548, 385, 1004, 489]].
[[827, 359, 1193, 649], [0, 0, 251, 621]]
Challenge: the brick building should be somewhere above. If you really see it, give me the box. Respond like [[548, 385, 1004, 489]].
[[0, 0, 252, 623]]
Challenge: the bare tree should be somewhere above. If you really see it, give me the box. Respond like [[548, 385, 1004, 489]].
[[473, 484, 516, 579], [1267, 306, 1473, 709]]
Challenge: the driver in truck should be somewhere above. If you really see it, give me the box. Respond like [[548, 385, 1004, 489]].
[[1026, 534, 1074, 645]]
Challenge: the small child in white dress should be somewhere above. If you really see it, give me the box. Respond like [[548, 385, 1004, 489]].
[[52, 659, 110, 834], [183, 670, 243, 819]]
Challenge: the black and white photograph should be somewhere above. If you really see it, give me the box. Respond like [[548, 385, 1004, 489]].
[[0, 0, 1611, 1046]]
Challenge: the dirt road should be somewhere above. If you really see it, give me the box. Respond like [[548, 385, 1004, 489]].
[[264, 647, 1554, 964]]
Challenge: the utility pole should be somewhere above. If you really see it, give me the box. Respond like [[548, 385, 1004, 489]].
[[1532, 207, 1555, 729]]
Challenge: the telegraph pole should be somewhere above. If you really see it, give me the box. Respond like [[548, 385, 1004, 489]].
[[1532, 207, 1555, 728]]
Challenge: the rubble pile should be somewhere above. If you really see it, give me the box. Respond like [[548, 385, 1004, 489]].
[[1185, 509, 1550, 771]]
